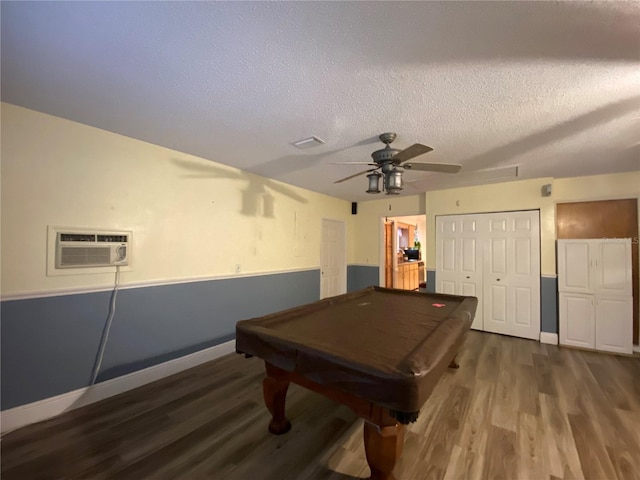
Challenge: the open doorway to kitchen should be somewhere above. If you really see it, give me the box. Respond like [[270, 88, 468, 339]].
[[380, 215, 426, 291]]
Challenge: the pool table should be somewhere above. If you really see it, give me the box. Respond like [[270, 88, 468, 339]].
[[235, 286, 477, 480]]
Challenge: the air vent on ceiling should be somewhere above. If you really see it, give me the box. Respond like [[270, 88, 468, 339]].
[[292, 136, 325, 149]]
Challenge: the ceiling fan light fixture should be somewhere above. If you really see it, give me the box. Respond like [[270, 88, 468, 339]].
[[385, 167, 403, 193], [366, 171, 382, 194]]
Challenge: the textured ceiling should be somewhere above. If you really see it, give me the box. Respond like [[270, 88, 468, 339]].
[[2, 1, 639, 201]]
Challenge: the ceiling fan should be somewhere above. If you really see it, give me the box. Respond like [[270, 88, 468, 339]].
[[333, 133, 462, 195]]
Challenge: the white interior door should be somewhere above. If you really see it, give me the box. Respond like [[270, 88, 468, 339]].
[[483, 211, 540, 340], [435, 217, 459, 295], [509, 212, 541, 339], [435, 217, 483, 330], [320, 219, 346, 299], [483, 218, 510, 335], [458, 218, 483, 330]]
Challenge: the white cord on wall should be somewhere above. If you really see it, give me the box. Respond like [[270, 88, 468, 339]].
[[90, 266, 121, 386]]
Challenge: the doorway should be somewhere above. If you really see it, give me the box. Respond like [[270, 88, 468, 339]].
[[381, 215, 427, 290]]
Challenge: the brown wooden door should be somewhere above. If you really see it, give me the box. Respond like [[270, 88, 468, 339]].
[[557, 199, 639, 344], [384, 222, 393, 288]]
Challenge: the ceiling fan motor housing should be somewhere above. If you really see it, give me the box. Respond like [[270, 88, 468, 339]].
[[372, 132, 402, 166], [371, 146, 402, 165]]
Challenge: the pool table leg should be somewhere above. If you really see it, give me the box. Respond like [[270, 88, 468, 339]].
[[363, 420, 404, 480], [263, 375, 292, 435]]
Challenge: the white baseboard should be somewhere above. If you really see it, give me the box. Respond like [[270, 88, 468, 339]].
[[634, 344, 640, 353], [540, 332, 559, 345], [1, 340, 236, 435]]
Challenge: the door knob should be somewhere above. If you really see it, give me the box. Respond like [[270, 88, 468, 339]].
[[466, 276, 470, 279]]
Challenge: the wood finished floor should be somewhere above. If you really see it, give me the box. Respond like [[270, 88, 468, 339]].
[[2, 331, 639, 480]]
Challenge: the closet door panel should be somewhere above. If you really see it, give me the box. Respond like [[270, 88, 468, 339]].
[[595, 296, 632, 354], [594, 240, 632, 297], [557, 240, 591, 293], [559, 292, 595, 348]]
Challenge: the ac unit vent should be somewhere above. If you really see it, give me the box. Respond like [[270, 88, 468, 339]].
[[55, 229, 130, 269], [97, 234, 128, 243], [60, 233, 97, 242], [60, 246, 112, 267]]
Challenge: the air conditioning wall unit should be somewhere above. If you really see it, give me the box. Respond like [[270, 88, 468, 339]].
[[55, 229, 131, 268]]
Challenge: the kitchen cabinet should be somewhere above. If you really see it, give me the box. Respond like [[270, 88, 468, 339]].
[[398, 261, 422, 291]]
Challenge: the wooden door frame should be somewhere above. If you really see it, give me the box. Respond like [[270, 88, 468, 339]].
[[379, 214, 427, 289], [384, 221, 394, 288]]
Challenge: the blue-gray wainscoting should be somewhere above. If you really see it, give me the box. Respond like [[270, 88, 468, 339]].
[[540, 276, 558, 334], [424, 271, 558, 334], [1, 269, 320, 410], [347, 265, 379, 292], [426, 270, 436, 293]]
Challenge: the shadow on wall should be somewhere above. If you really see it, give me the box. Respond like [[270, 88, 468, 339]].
[[172, 135, 380, 215], [171, 158, 309, 218]]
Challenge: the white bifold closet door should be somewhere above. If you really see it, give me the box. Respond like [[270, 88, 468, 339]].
[[435, 216, 483, 331], [436, 211, 541, 340]]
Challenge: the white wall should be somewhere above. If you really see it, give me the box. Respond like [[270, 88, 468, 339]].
[[1, 103, 353, 297]]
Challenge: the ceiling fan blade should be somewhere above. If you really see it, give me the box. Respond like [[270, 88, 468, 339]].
[[403, 162, 463, 174], [334, 168, 378, 184], [392, 144, 434, 164], [330, 162, 377, 165]]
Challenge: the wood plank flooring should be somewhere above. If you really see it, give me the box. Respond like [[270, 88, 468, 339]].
[[2, 331, 639, 480]]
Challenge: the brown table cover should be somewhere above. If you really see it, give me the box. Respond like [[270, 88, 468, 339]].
[[236, 286, 477, 414]]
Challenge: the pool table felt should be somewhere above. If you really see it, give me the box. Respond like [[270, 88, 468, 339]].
[[236, 286, 478, 413]]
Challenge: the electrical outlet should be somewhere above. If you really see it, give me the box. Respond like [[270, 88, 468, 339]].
[[235, 264, 241, 273]]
